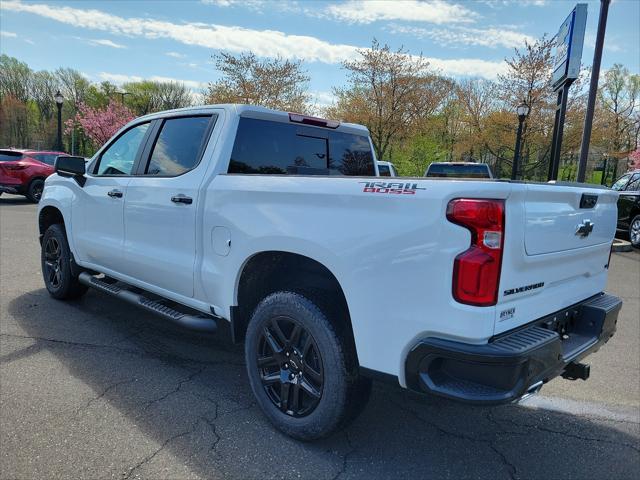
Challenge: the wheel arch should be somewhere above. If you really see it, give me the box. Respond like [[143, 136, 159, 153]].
[[38, 205, 65, 236], [232, 250, 358, 362]]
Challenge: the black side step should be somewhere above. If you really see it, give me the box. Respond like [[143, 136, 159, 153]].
[[78, 272, 218, 332]]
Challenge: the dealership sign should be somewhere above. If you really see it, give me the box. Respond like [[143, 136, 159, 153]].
[[552, 3, 588, 90]]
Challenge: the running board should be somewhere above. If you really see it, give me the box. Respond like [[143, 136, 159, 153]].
[[78, 272, 218, 332]]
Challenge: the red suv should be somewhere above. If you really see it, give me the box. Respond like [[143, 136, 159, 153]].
[[0, 149, 67, 202]]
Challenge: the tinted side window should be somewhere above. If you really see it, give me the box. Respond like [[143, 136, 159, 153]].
[[95, 123, 149, 175], [145, 116, 213, 176], [624, 173, 640, 191], [378, 164, 390, 176], [611, 174, 631, 191], [228, 117, 374, 176], [31, 154, 59, 165]]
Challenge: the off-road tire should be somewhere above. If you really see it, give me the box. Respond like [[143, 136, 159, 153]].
[[41, 224, 88, 300], [245, 291, 370, 440]]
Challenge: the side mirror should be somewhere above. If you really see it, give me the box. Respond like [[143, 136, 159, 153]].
[[55, 155, 86, 187]]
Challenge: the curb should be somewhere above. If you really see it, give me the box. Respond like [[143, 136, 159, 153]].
[[612, 239, 633, 252]]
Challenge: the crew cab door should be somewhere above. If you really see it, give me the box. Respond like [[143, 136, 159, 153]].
[[121, 114, 217, 298], [72, 122, 152, 272]]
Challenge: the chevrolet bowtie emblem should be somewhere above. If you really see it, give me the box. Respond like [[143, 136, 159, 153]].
[[575, 219, 594, 238]]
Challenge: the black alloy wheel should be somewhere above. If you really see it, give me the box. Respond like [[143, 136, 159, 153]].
[[43, 236, 63, 289], [257, 316, 323, 417], [41, 223, 88, 300]]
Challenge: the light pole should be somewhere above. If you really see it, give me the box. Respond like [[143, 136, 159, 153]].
[[511, 101, 530, 180], [54, 90, 64, 152]]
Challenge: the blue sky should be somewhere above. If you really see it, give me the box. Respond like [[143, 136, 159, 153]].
[[1, 0, 638, 106]]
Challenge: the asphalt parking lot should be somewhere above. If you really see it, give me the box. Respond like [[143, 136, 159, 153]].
[[1, 195, 639, 480]]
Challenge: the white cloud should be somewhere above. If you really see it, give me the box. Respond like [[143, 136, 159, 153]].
[[88, 38, 127, 49], [390, 24, 536, 49], [424, 57, 508, 79], [1, 1, 506, 79], [1, 0, 359, 64], [97, 72, 204, 90], [323, 0, 477, 24], [201, 0, 266, 8], [1, 31, 18, 38], [479, 0, 547, 7], [166, 51, 186, 58], [310, 90, 337, 107]]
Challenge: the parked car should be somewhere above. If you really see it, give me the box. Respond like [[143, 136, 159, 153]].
[[0, 149, 67, 202], [377, 160, 398, 177], [425, 161, 494, 179], [38, 105, 621, 440], [611, 169, 640, 247]]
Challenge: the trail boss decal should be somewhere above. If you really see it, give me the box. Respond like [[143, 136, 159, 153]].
[[360, 181, 426, 195]]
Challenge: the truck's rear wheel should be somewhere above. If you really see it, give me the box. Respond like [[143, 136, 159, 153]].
[[245, 291, 370, 440], [41, 224, 88, 300]]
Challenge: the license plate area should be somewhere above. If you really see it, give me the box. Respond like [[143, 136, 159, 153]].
[[538, 306, 582, 340]]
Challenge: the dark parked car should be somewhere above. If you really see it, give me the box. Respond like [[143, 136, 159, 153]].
[[611, 169, 640, 248], [0, 149, 66, 202]]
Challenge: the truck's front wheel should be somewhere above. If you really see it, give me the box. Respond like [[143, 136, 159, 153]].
[[245, 291, 370, 440], [41, 224, 88, 300]]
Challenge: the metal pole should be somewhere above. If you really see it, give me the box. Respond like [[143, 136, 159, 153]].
[[577, 0, 610, 183], [600, 157, 608, 185], [512, 118, 524, 180], [548, 82, 571, 181], [56, 103, 63, 152]]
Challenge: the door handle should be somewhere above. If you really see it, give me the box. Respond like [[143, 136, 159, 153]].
[[171, 194, 193, 205], [107, 189, 123, 198]]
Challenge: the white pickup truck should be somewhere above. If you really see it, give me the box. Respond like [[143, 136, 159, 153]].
[[38, 105, 622, 440]]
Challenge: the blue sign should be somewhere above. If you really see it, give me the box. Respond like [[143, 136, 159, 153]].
[[552, 4, 588, 90]]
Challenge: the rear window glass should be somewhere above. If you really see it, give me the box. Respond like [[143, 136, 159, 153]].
[[426, 164, 491, 178], [0, 151, 24, 162], [145, 115, 213, 176], [378, 164, 390, 176], [228, 118, 374, 176]]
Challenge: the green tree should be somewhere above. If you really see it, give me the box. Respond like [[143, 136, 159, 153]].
[[206, 52, 309, 112]]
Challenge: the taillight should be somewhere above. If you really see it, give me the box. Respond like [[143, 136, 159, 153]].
[[446, 198, 505, 306], [4, 163, 29, 171], [288, 112, 340, 129]]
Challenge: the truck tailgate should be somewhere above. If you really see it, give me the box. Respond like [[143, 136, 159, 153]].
[[495, 183, 617, 335], [524, 186, 615, 254]]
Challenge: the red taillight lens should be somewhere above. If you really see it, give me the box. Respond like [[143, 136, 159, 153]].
[[4, 163, 29, 171], [446, 198, 505, 306], [288, 112, 340, 129]]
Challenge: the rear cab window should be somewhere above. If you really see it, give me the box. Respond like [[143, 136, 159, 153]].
[[228, 117, 375, 176]]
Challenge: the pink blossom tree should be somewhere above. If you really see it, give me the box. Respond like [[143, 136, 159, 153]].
[[65, 101, 135, 148], [628, 149, 640, 171]]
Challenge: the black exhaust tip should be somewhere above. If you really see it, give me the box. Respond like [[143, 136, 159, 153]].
[[562, 362, 590, 381]]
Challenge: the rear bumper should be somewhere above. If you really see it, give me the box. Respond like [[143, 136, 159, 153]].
[[405, 293, 621, 404]]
